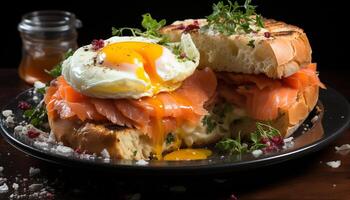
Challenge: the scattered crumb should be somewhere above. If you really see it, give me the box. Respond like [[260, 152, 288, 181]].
[[2, 110, 13, 117], [283, 137, 294, 143], [326, 160, 341, 168], [283, 137, 295, 149], [311, 115, 319, 124], [100, 148, 110, 158], [251, 149, 263, 158], [12, 183, 19, 190], [29, 167, 40, 177], [333, 184, 337, 188], [135, 159, 149, 166], [340, 115, 345, 119], [335, 144, 350, 151], [32, 96, 39, 102], [34, 81, 46, 89], [54, 145, 74, 157], [5, 115, 15, 126], [0, 183, 9, 194], [0, 166, 3, 173]]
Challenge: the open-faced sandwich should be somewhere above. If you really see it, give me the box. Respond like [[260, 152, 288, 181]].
[[42, 0, 324, 160]]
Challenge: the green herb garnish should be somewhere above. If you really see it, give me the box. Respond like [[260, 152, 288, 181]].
[[215, 122, 282, 154], [215, 132, 248, 155], [202, 115, 217, 134], [36, 87, 46, 95], [203, 0, 264, 36], [247, 39, 255, 48], [47, 49, 74, 78], [165, 133, 175, 145], [23, 101, 47, 128], [112, 13, 168, 43]]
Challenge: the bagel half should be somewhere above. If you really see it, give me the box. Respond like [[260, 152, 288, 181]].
[[160, 18, 312, 79]]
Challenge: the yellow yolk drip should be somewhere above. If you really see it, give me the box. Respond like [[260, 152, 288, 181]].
[[164, 149, 212, 161], [99, 42, 164, 92], [147, 96, 165, 160]]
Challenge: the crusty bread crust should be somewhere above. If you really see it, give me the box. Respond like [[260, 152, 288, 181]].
[[160, 19, 312, 78]]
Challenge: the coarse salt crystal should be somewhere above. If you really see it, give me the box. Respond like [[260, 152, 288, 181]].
[[2, 110, 13, 117], [251, 149, 263, 158], [0, 183, 9, 194], [34, 81, 46, 89], [100, 148, 110, 158], [33, 96, 39, 102], [326, 160, 341, 168], [335, 144, 350, 151], [311, 115, 319, 124], [14, 125, 24, 134], [135, 159, 149, 166], [283, 137, 294, 143], [12, 183, 19, 190], [33, 141, 49, 150], [5, 116, 15, 124], [29, 167, 40, 177], [55, 145, 74, 156]]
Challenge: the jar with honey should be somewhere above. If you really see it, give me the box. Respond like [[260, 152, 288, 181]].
[[18, 11, 82, 84]]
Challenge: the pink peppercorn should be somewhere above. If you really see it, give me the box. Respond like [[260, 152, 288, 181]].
[[27, 130, 40, 139], [91, 39, 105, 51], [18, 101, 31, 110]]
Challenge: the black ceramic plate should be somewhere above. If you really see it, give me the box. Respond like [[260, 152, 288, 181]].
[[1, 87, 349, 175]]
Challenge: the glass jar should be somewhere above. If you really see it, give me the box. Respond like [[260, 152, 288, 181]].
[[18, 11, 82, 84]]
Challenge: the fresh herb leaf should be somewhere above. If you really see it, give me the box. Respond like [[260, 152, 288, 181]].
[[165, 133, 175, 145], [247, 39, 255, 48], [46, 49, 74, 78], [215, 122, 281, 154], [36, 87, 46, 95], [215, 133, 248, 155], [249, 122, 281, 151], [24, 101, 47, 128], [112, 13, 168, 43], [202, 115, 217, 133], [133, 150, 137, 157], [203, 0, 264, 35]]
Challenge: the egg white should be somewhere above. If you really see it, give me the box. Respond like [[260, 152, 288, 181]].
[[62, 34, 199, 99]]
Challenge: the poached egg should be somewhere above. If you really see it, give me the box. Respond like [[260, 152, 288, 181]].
[[62, 34, 199, 99]]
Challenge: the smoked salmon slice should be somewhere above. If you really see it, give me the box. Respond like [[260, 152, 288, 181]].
[[44, 68, 217, 140], [218, 63, 324, 121]]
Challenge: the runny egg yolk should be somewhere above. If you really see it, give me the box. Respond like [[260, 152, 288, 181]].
[[98, 42, 164, 91], [164, 149, 212, 161]]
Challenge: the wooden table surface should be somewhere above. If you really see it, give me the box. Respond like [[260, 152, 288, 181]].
[[0, 68, 349, 200]]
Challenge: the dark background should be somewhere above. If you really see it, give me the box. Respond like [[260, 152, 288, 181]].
[[1, 0, 348, 71]]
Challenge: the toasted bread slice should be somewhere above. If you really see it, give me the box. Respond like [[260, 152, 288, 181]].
[[49, 116, 226, 160], [160, 19, 312, 78]]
